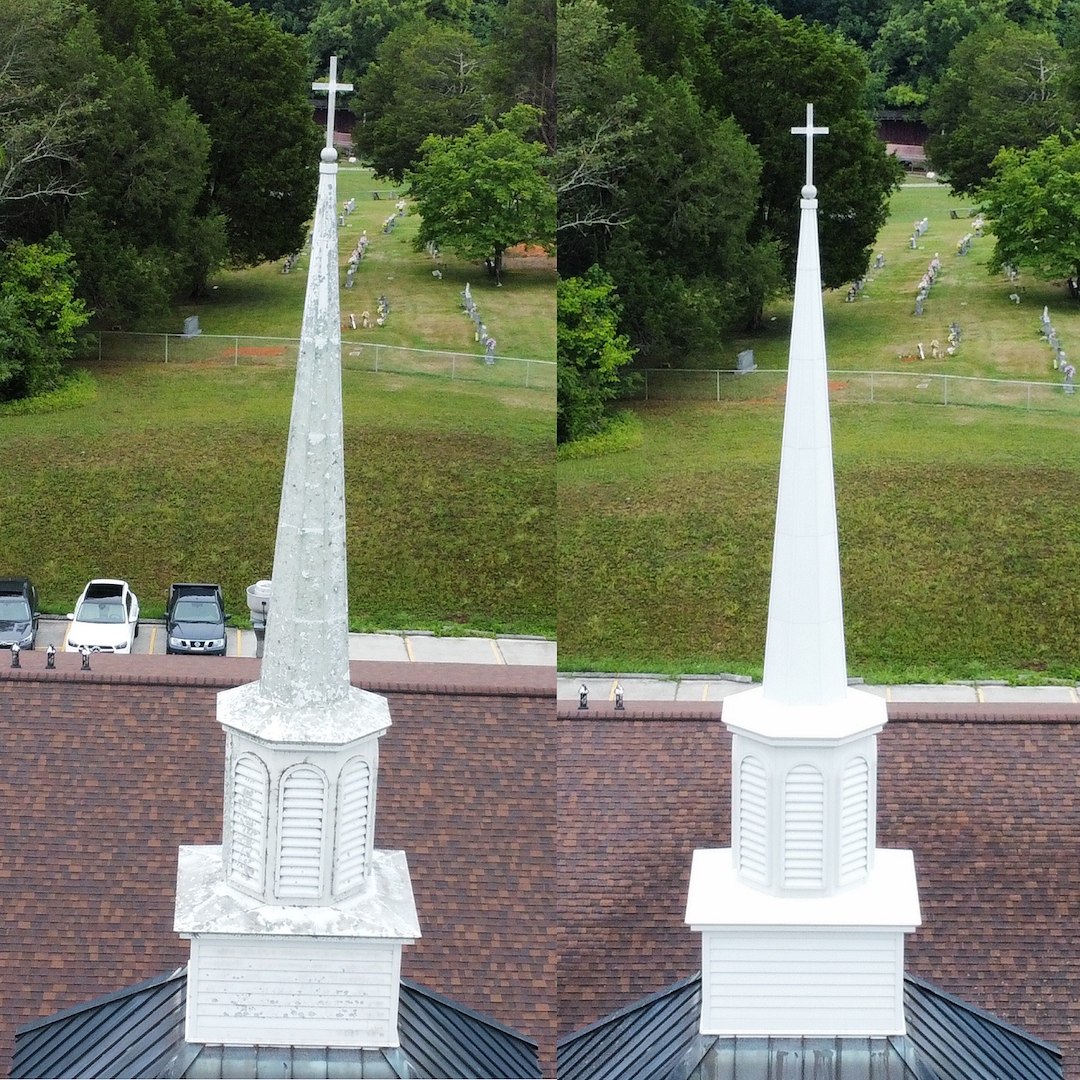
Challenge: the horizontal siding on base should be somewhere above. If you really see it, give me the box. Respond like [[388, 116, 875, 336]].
[[187, 936, 403, 1047], [701, 928, 905, 1036]]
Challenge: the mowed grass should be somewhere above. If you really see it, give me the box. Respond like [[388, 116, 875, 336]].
[[131, 166, 556, 363], [5, 162, 556, 635], [559, 183, 1080, 683], [2, 363, 553, 634]]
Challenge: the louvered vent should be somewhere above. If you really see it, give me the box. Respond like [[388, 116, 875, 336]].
[[334, 757, 371, 894], [277, 765, 326, 899], [229, 753, 269, 890], [737, 755, 768, 885], [839, 755, 870, 885], [783, 765, 824, 889]]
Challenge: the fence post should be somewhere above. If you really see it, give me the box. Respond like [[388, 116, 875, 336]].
[[234, 337, 239, 366], [374, 346, 379, 373], [164, 334, 169, 364], [451, 353, 456, 380], [716, 370, 720, 402], [644, 369, 649, 401], [1027, 382, 1032, 411], [943, 375, 949, 406], [525, 360, 531, 388], [870, 372, 874, 403]]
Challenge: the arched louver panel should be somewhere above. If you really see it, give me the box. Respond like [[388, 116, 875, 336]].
[[840, 755, 871, 885], [737, 755, 768, 885], [783, 764, 825, 889], [277, 765, 327, 899], [334, 757, 371, 895], [229, 753, 269, 891]]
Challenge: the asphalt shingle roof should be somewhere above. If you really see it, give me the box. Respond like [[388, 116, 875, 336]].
[[0, 657, 555, 1076]]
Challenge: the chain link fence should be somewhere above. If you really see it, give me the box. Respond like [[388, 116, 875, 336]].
[[628, 367, 1078, 414], [78, 331, 555, 392]]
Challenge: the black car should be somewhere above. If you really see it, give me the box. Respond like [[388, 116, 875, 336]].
[[0, 579, 39, 649], [166, 583, 227, 656]]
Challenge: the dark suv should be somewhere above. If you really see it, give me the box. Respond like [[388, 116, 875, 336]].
[[0, 579, 39, 649], [166, 583, 227, 655]]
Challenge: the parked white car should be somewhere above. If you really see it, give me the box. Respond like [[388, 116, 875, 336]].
[[66, 579, 140, 654]]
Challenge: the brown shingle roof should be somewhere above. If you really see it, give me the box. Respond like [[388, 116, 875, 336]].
[[0, 656, 556, 1077], [557, 701, 1080, 1074]]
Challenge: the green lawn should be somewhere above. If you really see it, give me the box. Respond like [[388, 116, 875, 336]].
[[558, 183, 1080, 683], [3, 166, 555, 637]]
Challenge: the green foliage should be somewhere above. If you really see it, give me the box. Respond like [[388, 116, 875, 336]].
[[556, 408, 642, 460], [160, 0, 320, 276], [0, 368, 96, 415], [62, 52, 223, 323], [0, 237, 89, 401], [926, 21, 1074, 195], [701, 0, 904, 298], [353, 16, 486, 182], [557, 267, 636, 443], [980, 133, 1080, 280], [406, 104, 555, 274], [556, 0, 651, 274], [483, 0, 556, 150]]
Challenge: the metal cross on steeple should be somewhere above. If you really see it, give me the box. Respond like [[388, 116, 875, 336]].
[[312, 55, 353, 151], [791, 102, 828, 189]]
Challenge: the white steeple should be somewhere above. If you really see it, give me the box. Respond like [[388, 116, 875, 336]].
[[684, 105, 920, 1038], [174, 58, 420, 1050]]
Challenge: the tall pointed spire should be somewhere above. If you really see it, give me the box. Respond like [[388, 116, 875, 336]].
[[175, 60, 419, 1050], [684, 105, 920, 1040], [761, 103, 847, 707], [259, 56, 355, 710]]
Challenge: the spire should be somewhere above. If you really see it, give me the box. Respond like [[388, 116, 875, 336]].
[[175, 60, 420, 1050], [684, 106, 920, 1040], [258, 60, 354, 710], [761, 103, 848, 707]]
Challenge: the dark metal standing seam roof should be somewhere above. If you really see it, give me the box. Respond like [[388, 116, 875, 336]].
[[556, 973, 1063, 1080], [12, 969, 541, 1080]]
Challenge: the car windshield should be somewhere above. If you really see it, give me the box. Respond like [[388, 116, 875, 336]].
[[174, 599, 220, 623], [78, 597, 125, 624], [0, 598, 29, 621]]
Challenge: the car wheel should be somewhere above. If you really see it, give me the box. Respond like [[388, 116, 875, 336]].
[[134, 622, 139, 639]]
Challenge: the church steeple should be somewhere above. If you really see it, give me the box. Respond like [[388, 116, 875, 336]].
[[174, 58, 420, 1050], [684, 105, 921, 1039]]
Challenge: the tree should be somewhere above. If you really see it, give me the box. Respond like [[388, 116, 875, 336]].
[[603, 74, 778, 352], [979, 133, 1080, 285], [556, 0, 651, 275], [0, 237, 89, 400], [700, 0, 903, 302], [406, 104, 555, 280], [353, 16, 486, 181], [557, 266, 636, 443], [61, 54, 223, 323], [0, 0, 96, 241], [484, 0, 556, 151], [870, 0, 1001, 103], [158, 0, 320, 281], [926, 21, 1074, 195]]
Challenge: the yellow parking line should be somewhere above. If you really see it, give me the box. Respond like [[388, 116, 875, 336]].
[[702, 683, 709, 701], [148, 625, 158, 654], [490, 639, 506, 664], [404, 635, 416, 661], [63, 624, 73, 652]]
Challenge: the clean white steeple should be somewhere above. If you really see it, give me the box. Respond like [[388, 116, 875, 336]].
[[175, 59, 420, 1050], [685, 105, 920, 1039]]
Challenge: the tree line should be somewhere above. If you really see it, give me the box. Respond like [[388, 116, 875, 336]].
[[558, 0, 1080, 443], [0, 0, 554, 402]]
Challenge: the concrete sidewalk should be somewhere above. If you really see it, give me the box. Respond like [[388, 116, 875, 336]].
[[35, 616, 556, 667], [558, 673, 1080, 705]]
